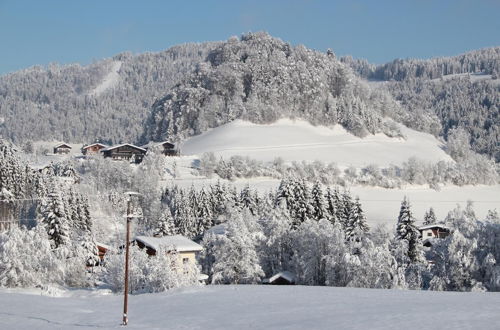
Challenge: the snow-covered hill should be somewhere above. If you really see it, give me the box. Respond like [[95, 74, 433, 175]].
[[181, 118, 452, 167], [1, 285, 499, 329]]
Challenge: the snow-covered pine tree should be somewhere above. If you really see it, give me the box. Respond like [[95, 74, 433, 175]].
[[197, 187, 214, 231], [292, 179, 314, 226], [395, 197, 423, 264], [240, 184, 257, 215], [423, 207, 437, 225], [347, 197, 369, 240], [210, 180, 229, 215], [154, 207, 176, 237], [310, 181, 327, 221], [174, 191, 195, 238], [187, 185, 201, 235], [40, 183, 70, 249], [339, 190, 355, 232], [324, 186, 340, 225]]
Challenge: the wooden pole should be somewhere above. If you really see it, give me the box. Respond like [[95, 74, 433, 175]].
[[122, 198, 132, 326]]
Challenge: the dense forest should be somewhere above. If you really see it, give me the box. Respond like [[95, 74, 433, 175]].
[[143, 32, 404, 143], [0, 42, 219, 144], [342, 48, 500, 161]]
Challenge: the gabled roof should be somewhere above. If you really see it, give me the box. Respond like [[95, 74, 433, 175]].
[[54, 143, 72, 149], [419, 224, 449, 231], [135, 235, 203, 253], [266, 271, 296, 284], [102, 143, 146, 152], [83, 143, 108, 149]]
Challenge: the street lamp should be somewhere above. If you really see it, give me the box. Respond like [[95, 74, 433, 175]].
[[122, 191, 142, 326]]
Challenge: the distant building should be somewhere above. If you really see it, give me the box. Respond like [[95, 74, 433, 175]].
[[96, 242, 112, 262], [263, 271, 296, 285], [53, 143, 72, 154], [133, 235, 203, 267], [101, 144, 147, 164], [142, 141, 179, 156], [419, 224, 451, 247], [82, 143, 107, 155]]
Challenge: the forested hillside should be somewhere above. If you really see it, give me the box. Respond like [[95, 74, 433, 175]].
[[143, 32, 405, 143], [1, 33, 498, 162], [342, 47, 500, 161], [0, 42, 219, 144]]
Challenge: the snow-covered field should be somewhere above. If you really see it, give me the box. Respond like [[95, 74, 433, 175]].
[[1, 285, 499, 329], [181, 119, 452, 167]]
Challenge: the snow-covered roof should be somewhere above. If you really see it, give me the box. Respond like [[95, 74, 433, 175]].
[[102, 143, 146, 152], [266, 271, 296, 284], [83, 143, 108, 149], [54, 143, 72, 149], [135, 235, 203, 253], [96, 242, 112, 250], [419, 224, 449, 231]]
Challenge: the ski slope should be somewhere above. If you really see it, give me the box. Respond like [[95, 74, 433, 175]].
[[88, 61, 122, 97], [1, 285, 499, 329], [181, 119, 452, 167]]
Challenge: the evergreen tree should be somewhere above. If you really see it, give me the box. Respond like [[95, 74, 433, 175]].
[[347, 197, 369, 239], [40, 184, 70, 249], [293, 179, 314, 226], [423, 207, 437, 225], [325, 186, 341, 225], [240, 184, 257, 215], [197, 187, 214, 231], [154, 208, 176, 237], [395, 197, 423, 264], [310, 181, 327, 221], [339, 190, 355, 231], [275, 178, 295, 211]]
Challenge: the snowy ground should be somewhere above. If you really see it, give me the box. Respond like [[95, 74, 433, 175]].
[[180, 119, 452, 167], [1, 285, 499, 329]]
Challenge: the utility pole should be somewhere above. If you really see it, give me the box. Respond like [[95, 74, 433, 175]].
[[122, 192, 141, 326]]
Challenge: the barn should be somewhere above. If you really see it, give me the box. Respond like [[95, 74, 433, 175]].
[[101, 144, 147, 163], [53, 143, 72, 154]]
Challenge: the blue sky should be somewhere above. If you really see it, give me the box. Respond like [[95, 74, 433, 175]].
[[0, 0, 499, 74]]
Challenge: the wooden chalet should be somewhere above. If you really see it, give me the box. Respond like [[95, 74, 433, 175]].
[[419, 224, 451, 247], [82, 143, 107, 155], [142, 141, 179, 156], [53, 143, 72, 154], [101, 144, 147, 164]]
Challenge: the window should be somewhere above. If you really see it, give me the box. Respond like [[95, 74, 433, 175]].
[[427, 233, 432, 237], [182, 257, 189, 264]]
